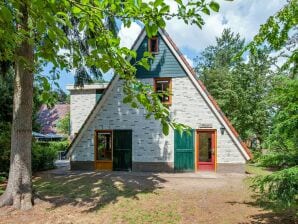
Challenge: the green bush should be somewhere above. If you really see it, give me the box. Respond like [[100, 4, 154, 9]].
[[0, 123, 11, 175], [32, 142, 57, 171], [49, 141, 69, 153], [32, 141, 69, 172], [251, 166, 298, 211], [257, 151, 298, 170], [1, 131, 69, 174]]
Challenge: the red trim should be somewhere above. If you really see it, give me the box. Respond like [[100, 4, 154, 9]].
[[154, 77, 172, 105], [162, 29, 252, 159], [197, 129, 216, 171]]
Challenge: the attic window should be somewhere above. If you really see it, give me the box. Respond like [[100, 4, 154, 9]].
[[154, 78, 172, 105], [148, 37, 158, 54]]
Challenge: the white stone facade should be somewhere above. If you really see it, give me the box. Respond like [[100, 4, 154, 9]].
[[67, 84, 108, 136], [71, 76, 246, 164], [69, 89, 98, 136]]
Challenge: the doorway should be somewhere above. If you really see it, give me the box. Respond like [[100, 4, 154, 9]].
[[94, 130, 132, 171], [94, 130, 113, 170], [196, 130, 216, 171]]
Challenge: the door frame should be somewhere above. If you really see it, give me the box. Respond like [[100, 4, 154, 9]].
[[94, 130, 113, 170], [195, 129, 217, 172]]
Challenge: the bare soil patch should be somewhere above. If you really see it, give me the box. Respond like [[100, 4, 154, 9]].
[[0, 170, 296, 224]]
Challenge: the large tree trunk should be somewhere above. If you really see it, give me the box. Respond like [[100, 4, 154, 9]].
[[0, 1, 34, 210]]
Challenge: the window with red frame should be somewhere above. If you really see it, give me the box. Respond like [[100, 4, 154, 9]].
[[154, 78, 172, 105]]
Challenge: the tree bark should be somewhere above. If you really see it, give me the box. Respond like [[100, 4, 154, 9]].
[[0, 1, 34, 210]]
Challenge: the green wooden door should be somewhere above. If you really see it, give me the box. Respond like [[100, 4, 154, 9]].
[[174, 130, 194, 171], [113, 130, 132, 171]]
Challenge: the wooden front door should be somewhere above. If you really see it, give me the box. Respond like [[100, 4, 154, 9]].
[[94, 130, 113, 170], [197, 130, 216, 171], [174, 129, 195, 172], [113, 130, 132, 171]]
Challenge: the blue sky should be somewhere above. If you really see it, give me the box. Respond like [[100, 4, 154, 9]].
[[43, 0, 286, 92]]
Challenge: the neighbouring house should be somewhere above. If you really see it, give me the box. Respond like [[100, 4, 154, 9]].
[[66, 83, 109, 138], [67, 29, 252, 173], [37, 103, 70, 135]]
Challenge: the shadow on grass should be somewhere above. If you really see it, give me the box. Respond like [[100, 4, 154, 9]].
[[226, 194, 297, 224], [33, 171, 167, 213]]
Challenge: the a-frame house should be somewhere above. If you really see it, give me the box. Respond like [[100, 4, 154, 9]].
[[67, 29, 252, 173]]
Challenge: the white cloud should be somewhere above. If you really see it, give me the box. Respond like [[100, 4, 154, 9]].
[[118, 22, 142, 48], [165, 0, 287, 53]]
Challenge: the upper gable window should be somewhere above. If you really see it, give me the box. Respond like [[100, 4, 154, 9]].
[[154, 78, 172, 105], [148, 37, 159, 54]]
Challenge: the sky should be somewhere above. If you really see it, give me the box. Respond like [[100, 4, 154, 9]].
[[48, 0, 286, 92]]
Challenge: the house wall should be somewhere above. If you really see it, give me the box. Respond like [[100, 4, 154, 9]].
[[70, 89, 98, 136], [70, 76, 246, 172], [133, 34, 186, 78]]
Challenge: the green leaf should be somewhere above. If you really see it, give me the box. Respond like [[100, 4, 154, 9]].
[[160, 5, 170, 14], [72, 6, 81, 14], [154, 0, 163, 7], [202, 7, 210, 15], [123, 95, 132, 103], [209, 1, 220, 12], [175, 0, 183, 5], [162, 121, 169, 135], [138, 58, 150, 70], [1, 6, 12, 22], [131, 101, 138, 108]]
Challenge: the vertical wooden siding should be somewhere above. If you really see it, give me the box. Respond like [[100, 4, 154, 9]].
[[174, 130, 195, 171]]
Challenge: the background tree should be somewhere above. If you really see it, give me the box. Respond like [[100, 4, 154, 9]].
[[195, 29, 272, 145], [230, 48, 273, 144], [243, 0, 298, 213], [56, 113, 70, 135], [0, 0, 221, 209]]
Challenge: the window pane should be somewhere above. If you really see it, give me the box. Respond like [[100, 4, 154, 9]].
[[97, 133, 112, 161], [156, 81, 169, 102], [150, 38, 157, 52], [156, 82, 163, 92], [155, 79, 170, 103], [199, 133, 212, 162]]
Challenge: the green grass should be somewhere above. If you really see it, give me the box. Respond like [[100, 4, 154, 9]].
[[33, 173, 181, 223], [245, 164, 272, 176], [33, 173, 159, 210], [109, 195, 181, 224]]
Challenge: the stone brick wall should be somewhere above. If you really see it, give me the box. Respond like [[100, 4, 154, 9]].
[[70, 89, 97, 136], [71, 76, 246, 165]]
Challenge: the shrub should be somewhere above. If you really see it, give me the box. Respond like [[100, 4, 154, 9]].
[[0, 123, 11, 175], [251, 166, 298, 211], [32, 142, 56, 171], [31, 140, 69, 172], [257, 151, 298, 170], [49, 141, 69, 153]]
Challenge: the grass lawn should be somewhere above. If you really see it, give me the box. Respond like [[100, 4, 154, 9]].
[[245, 164, 272, 176], [0, 169, 296, 224]]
